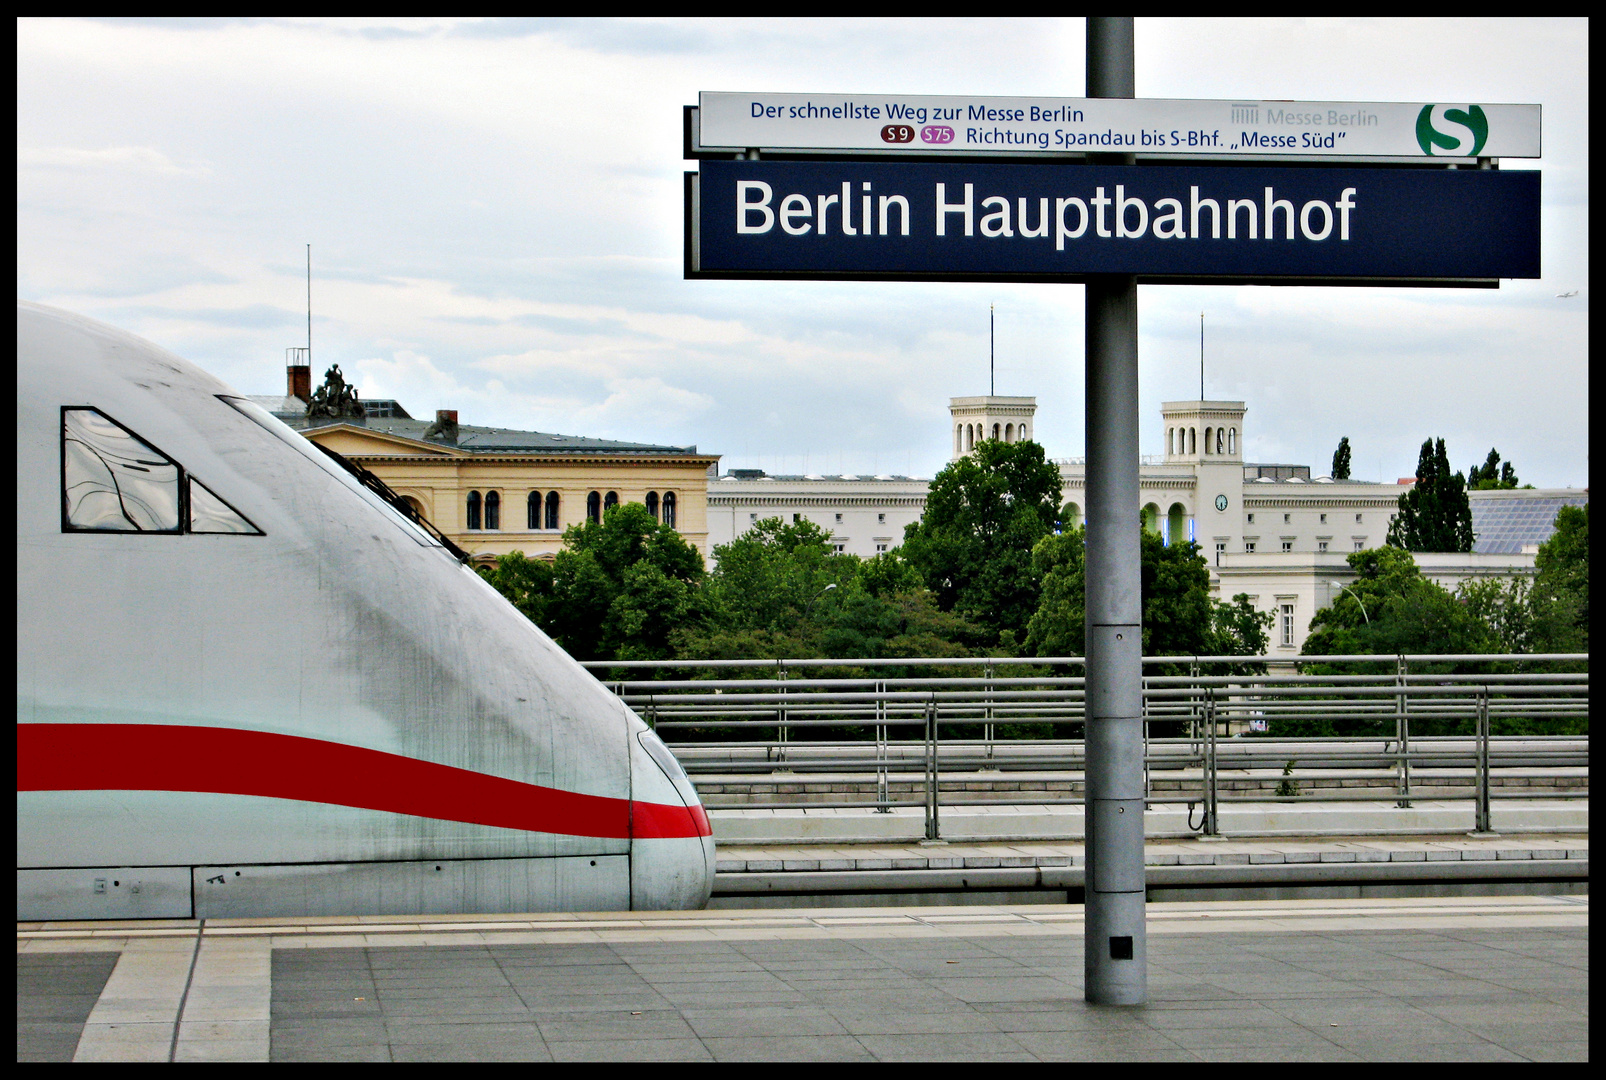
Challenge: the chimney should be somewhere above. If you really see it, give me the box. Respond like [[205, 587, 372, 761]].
[[287, 364, 311, 401], [423, 409, 459, 444]]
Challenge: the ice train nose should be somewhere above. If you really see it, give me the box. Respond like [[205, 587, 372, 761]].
[[630, 728, 714, 910]]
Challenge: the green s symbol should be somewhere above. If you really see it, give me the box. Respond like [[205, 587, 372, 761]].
[[1416, 104, 1489, 157]]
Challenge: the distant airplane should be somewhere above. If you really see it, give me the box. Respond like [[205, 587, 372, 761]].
[[1556, 290, 1579, 298]]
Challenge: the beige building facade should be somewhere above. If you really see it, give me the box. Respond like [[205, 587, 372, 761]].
[[252, 386, 719, 564]]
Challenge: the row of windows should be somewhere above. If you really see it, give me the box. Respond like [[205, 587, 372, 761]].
[[955, 420, 1031, 453], [1247, 512, 1364, 525], [1168, 425, 1236, 456], [463, 490, 677, 531], [1242, 538, 1366, 554]]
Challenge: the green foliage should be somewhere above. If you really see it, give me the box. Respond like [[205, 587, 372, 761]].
[[1276, 760, 1301, 798], [1024, 527, 1274, 665], [1468, 447, 1521, 490], [479, 501, 706, 661], [1211, 593, 1273, 664], [671, 517, 989, 667], [1535, 504, 1588, 648], [900, 438, 1063, 640], [476, 549, 553, 626], [1331, 436, 1351, 480], [1387, 438, 1473, 552], [1302, 546, 1495, 662]]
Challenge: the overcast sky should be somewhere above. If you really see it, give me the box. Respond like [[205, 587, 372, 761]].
[[18, 17, 1589, 486]]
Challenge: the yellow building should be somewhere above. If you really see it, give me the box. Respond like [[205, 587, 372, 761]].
[[256, 392, 718, 564]]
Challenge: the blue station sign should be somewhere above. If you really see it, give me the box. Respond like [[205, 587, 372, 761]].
[[687, 161, 1540, 285]]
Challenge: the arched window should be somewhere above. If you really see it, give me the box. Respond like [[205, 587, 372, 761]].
[[955, 425, 963, 455], [527, 491, 540, 530], [1005, 423, 1014, 442], [1189, 427, 1197, 454], [484, 490, 500, 530], [1142, 503, 1161, 535], [1167, 503, 1188, 548], [965, 425, 974, 451], [1216, 428, 1224, 455], [662, 491, 677, 528], [603, 491, 619, 516], [1228, 428, 1237, 455], [466, 490, 481, 530], [992, 423, 1001, 440], [1022, 424, 1029, 441], [1167, 427, 1173, 455], [1203, 427, 1213, 455], [646, 491, 659, 520], [586, 491, 601, 523], [545, 490, 560, 530], [1063, 501, 1082, 529]]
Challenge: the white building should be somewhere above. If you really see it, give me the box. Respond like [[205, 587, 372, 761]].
[[705, 471, 928, 559], [707, 395, 1582, 654]]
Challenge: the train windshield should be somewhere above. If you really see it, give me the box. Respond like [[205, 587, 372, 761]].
[[217, 396, 445, 552]]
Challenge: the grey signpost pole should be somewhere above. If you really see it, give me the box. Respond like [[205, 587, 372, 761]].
[[1083, 15, 1146, 1006]]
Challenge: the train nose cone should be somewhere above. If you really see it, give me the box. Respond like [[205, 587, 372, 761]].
[[630, 728, 715, 910]]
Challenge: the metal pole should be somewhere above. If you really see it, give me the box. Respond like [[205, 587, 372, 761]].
[[1083, 11, 1145, 1009], [1396, 655, 1412, 808], [1474, 689, 1492, 833]]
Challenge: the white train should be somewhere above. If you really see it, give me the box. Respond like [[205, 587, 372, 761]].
[[17, 301, 714, 920]]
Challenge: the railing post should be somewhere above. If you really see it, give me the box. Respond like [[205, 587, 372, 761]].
[[875, 679, 890, 813], [924, 696, 940, 841], [984, 660, 996, 759], [776, 660, 788, 765], [1203, 690, 1219, 836], [1474, 687, 1492, 833], [1396, 654, 1412, 808]]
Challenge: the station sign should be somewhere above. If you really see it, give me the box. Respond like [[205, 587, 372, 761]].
[[686, 160, 1540, 284], [695, 93, 1543, 160]]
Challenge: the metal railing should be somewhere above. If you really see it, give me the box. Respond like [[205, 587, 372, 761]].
[[582, 654, 1588, 839]]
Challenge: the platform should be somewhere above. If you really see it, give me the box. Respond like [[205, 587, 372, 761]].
[[706, 798, 1587, 844], [19, 895, 1588, 1061]]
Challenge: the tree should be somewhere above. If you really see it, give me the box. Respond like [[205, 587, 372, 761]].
[[1331, 436, 1352, 480], [1025, 526, 1270, 661], [900, 438, 1063, 640], [1533, 503, 1589, 649], [1302, 546, 1495, 659], [484, 502, 706, 661], [1468, 448, 1520, 490], [1387, 438, 1473, 552]]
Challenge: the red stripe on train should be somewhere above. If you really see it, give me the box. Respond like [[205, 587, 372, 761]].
[[17, 724, 711, 839]]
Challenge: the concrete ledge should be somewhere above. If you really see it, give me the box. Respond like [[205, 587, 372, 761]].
[[713, 857, 1588, 895]]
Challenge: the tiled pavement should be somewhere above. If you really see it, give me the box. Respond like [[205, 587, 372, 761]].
[[19, 896, 1589, 1061], [16, 951, 119, 1062]]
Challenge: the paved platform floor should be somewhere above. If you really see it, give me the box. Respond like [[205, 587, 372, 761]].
[[19, 896, 1588, 1061]]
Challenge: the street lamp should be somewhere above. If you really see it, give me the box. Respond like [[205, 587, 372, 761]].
[[1333, 583, 1370, 624]]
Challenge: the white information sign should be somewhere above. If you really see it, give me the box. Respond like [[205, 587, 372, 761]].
[[698, 92, 1541, 159]]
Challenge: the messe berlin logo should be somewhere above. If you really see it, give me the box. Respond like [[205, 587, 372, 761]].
[[1416, 104, 1489, 157]]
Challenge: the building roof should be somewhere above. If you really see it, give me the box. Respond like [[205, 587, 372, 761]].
[[329, 417, 702, 456], [1468, 488, 1589, 554]]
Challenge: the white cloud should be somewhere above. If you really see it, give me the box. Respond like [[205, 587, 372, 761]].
[[18, 144, 209, 176]]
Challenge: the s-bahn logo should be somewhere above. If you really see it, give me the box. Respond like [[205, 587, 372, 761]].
[[1416, 104, 1489, 157]]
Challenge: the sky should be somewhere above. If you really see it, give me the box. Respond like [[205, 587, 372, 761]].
[[17, 17, 1589, 486]]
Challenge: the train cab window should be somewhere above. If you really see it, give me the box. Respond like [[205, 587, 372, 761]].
[[62, 407, 259, 535]]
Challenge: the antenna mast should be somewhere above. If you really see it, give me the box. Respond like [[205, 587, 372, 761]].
[[1199, 311, 1204, 400], [307, 244, 312, 369], [990, 304, 995, 396]]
